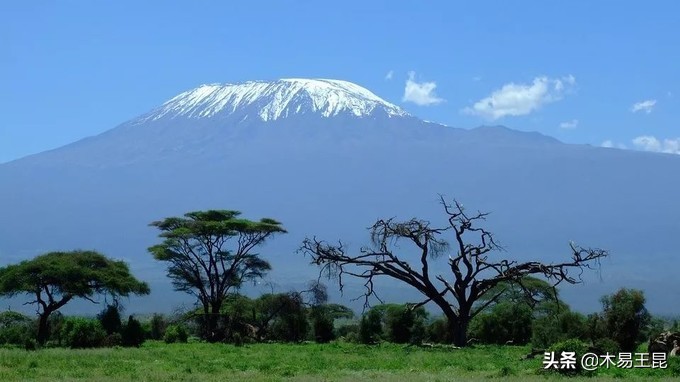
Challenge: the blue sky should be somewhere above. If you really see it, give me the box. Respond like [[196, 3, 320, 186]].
[[2, 1, 679, 163]]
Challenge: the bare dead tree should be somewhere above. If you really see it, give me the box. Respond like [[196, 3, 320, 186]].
[[298, 196, 608, 346]]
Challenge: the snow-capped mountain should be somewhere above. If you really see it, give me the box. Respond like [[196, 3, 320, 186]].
[[1, 78, 680, 316], [134, 78, 409, 123]]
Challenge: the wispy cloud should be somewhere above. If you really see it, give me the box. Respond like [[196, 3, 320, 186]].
[[631, 99, 656, 114], [402, 71, 444, 106], [385, 70, 394, 81], [559, 119, 578, 129], [601, 140, 627, 149], [463, 75, 576, 120], [632, 135, 680, 154]]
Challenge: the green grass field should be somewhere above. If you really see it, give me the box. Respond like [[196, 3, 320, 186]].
[[0, 342, 678, 381]]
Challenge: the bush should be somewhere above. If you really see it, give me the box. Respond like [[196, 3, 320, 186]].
[[164, 324, 189, 343], [469, 302, 533, 345], [311, 308, 335, 343], [97, 304, 122, 335], [383, 305, 428, 344], [60, 317, 106, 348], [232, 332, 244, 347], [531, 310, 587, 348], [344, 331, 359, 343], [0, 311, 34, 346], [334, 322, 359, 340], [121, 315, 145, 347], [427, 318, 450, 344], [150, 314, 167, 340], [101, 333, 123, 347], [546, 339, 593, 376], [358, 309, 382, 344], [592, 338, 620, 356]]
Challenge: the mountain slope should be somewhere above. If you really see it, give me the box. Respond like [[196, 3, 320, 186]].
[[1, 79, 678, 315]]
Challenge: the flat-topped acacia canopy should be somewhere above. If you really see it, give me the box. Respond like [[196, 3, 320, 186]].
[[0, 250, 150, 345]]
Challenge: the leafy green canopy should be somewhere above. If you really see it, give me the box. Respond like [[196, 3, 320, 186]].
[[0, 250, 149, 345], [149, 210, 285, 301], [148, 210, 285, 341], [0, 250, 150, 302]]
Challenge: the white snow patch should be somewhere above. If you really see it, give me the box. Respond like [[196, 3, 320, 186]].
[[138, 79, 409, 123]]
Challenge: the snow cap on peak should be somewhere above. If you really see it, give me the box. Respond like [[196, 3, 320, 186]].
[[141, 78, 409, 122]]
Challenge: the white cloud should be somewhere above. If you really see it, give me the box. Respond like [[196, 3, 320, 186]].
[[463, 75, 576, 120], [632, 135, 680, 154], [559, 119, 578, 129], [601, 140, 627, 149], [385, 70, 394, 81], [631, 99, 656, 114], [402, 71, 444, 106]]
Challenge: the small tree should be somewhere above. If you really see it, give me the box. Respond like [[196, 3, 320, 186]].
[[359, 308, 383, 344], [600, 288, 650, 352], [150, 313, 168, 340], [382, 304, 428, 344], [149, 210, 286, 342], [269, 293, 309, 342], [0, 250, 150, 345], [121, 315, 145, 347], [310, 306, 335, 343], [98, 304, 122, 335]]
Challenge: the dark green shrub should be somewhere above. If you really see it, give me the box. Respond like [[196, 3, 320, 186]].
[[531, 310, 587, 348], [269, 294, 309, 343], [46, 312, 66, 346], [383, 305, 428, 344], [600, 289, 650, 352], [60, 317, 106, 348], [24, 338, 37, 351], [121, 315, 145, 347], [232, 332, 244, 347], [358, 309, 382, 344], [344, 331, 359, 343], [426, 318, 450, 344], [164, 324, 189, 343], [469, 302, 533, 345], [311, 308, 335, 343], [546, 339, 593, 376], [592, 338, 620, 356], [334, 322, 359, 340], [0, 311, 34, 346], [97, 304, 122, 335], [101, 333, 123, 347], [150, 314, 167, 340]]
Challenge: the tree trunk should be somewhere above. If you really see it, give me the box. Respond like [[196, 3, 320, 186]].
[[201, 304, 212, 341], [207, 302, 223, 342], [37, 312, 50, 346], [451, 320, 468, 347], [448, 316, 470, 347]]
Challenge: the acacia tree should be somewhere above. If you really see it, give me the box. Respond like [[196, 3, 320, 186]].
[[148, 210, 286, 342], [0, 250, 150, 345], [299, 197, 608, 346]]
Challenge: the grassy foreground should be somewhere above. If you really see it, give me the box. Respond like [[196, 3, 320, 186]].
[[0, 341, 678, 381]]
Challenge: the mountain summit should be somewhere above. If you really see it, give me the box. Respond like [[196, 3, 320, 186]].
[[135, 78, 409, 123]]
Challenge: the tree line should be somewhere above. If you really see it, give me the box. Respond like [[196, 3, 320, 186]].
[[0, 197, 676, 354]]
